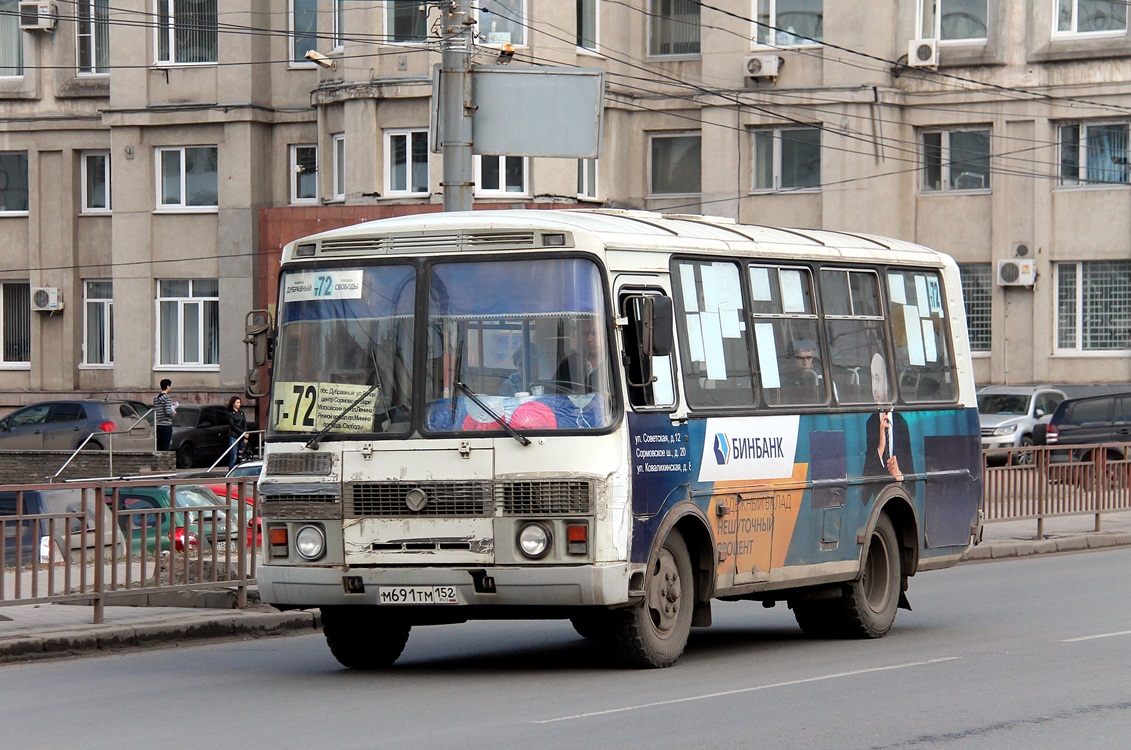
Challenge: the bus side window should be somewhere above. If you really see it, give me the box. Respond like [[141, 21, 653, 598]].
[[886, 270, 957, 404], [621, 292, 677, 410], [821, 268, 890, 406]]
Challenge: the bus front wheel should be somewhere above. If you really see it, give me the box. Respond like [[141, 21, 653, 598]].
[[321, 606, 411, 669], [612, 529, 694, 668]]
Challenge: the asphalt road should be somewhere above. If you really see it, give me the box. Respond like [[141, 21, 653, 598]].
[[2, 548, 1130, 750]]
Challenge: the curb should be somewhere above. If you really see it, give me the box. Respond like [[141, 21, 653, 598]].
[[0, 609, 322, 665], [962, 532, 1131, 562]]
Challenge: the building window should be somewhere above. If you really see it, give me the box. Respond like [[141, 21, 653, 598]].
[[475, 155, 528, 196], [0, 282, 30, 365], [0, 0, 22, 77], [77, 0, 110, 74], [386, 130, 429, 196], [83, 280, 114, 366], [918, 0, 988, 41], [577, 0, 598, 50], [958, 263, 992, 352], [1059, 122, 1129, 186], [0, 152, 29, 213], [157, 279, 219, 366], [755, 0, 823, 46], [157, 0, 218, 64], [1056, 261, 1131, 351], [292, 0, 318, 64], [752, 127, 820, 191], [578, 158, 598, 199], [156, 146, 218, 210], [333, 0, 345, 48], [1056, 0, 1127, 35], [81, 151, 111, 213], [921, 128, 990, 192], [479, 0, 525, 46], [650, 133, 701, 195], [388, 0, 428, 42], [291, 144, 318, 204], [333, 134, 345, 199], [650, 0, 700, 55]]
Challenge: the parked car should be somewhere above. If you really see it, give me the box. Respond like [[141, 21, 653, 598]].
[[0, 400, 154, 453], [1035, 391, 1131, 484], [977, 385, 1066, 464], [169, 404, 263, 469], [0, 487, 126, 565], [107, 484, 233, 554], [207, 460, 262, 546]]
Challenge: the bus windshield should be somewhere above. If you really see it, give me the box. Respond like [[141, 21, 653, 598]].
[[269, 257, 616, 439]]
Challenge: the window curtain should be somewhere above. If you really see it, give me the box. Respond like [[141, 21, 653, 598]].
[[0, 0, 21, 76], [1085, 124, 1129, 183]]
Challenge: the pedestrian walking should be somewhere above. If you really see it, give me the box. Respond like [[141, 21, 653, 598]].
[[153, 379, 177, 451]]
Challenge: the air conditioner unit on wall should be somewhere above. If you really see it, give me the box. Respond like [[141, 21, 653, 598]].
[[744, 54, 781, 80], [907, 38, 938, 68], [18, 1, 56, 31], [31, 287, 63, 312], [997, 259, 1037, 287]]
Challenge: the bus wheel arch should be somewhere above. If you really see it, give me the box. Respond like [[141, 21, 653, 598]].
[[871, 490, 919, 580]]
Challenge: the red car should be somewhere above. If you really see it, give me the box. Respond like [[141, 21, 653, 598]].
[[208, 460, 262, 546]]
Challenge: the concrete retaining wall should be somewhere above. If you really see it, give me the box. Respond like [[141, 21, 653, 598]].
[[0, 451, 177, 485]]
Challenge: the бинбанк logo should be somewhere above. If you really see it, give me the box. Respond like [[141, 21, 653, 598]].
[[713, 433, 730, 465]]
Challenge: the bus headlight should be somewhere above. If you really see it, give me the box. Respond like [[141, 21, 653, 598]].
[[295, 524, 326, 561], [517, 522, 552, 559]]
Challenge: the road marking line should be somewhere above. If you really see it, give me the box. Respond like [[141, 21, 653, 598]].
[[1061, 630, 1131, 642], [531, 657, 962, 724]]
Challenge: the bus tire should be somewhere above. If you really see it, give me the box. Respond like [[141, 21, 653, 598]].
[[321, 606, 411, 669], [841, 513, 901, 638], [791, 514, 901, 639], [612, 529, 694, 668]]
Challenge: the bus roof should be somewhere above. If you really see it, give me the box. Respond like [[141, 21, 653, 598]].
[[283, 209, 947, 266]]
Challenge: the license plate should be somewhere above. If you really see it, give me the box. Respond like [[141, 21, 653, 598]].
[[378, 586, 459, 605]]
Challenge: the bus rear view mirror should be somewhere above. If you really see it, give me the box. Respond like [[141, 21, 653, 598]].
[[643, 296, 674, 357]]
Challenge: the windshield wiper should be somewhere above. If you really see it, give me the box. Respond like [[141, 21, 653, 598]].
[[455, 381, 531, 447], [304, 384, 379, 450]]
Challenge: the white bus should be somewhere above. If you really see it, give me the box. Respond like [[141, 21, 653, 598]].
[[248, 209, 983, 668]]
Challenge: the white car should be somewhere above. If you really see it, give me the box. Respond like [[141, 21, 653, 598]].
[[977, 385, 1066, 464]]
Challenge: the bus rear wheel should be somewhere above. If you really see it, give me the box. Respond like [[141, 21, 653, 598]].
[[791, 514, 901, 639], [321, 606, 411, 669], [612, 530, 694, 668]]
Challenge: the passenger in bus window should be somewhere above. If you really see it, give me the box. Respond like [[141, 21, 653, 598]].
[[782, 339, 820, 387], [863, 352, 913, 485], [552, 320, 608, 396], [500, 348, 527, 396]]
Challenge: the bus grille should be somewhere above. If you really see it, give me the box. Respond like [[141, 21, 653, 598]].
[[344, 480, 594, 517], [261, 493, 338, 503], [347, 481, 494, 517], [266, 453, 333, 476], [319, 231, 538, 255], [499, 481, 592, 515]]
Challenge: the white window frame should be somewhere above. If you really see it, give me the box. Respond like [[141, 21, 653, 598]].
[[290, 144, 319, 204], [1058, 121, 1130, 187], [477, 0, 527, 47], [156, 0, 218, 66], [577, 0, 599, 52], [1054, 260, 1131, 353], [751, 127, 821, 193], [578, 158, 598, 200], [0, 151, 29, 214], [333, 0, 345, 49], [81, 151, 112, 213], [332, 133, 345, 199], [156, 279, 220, 369], [385, 129, 430, 197], [920, 127, 991, 193], [1054, 0, 1128, 37], [649, 132, 702, 196], [155, 146, 219, 212], [958, 263, 992, 354], [82, 280, 114, 367], [752, 0, 823, 49], [916, 0, 989, 42], [474, 155, 529, 197], [0, 281, 30, 368], [386, 0, 430, 43], [0, 0, 24, 78], [76, 0, 110, 75], [290, 0, 318, 67]]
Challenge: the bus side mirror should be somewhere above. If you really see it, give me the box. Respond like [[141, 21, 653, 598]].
[[244, 310, 274, 368], [643, 296, 674, 357]]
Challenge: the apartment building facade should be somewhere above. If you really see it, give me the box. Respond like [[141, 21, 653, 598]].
[[2, 0, 1131, 421]]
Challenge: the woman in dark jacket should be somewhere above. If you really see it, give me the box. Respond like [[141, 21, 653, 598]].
[[224, 396, 249, 470]]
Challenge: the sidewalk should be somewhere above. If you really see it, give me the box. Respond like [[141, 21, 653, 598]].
[[1, 513, 1129, 664]]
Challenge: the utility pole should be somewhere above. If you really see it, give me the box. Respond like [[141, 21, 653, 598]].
[[440, 0, 475, 212]]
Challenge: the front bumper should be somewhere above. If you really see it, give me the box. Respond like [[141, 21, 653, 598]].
[[259, 561, 636, 608]]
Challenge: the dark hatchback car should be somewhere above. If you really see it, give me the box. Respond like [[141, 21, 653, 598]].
[[1035, 392, 1131, 481]]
